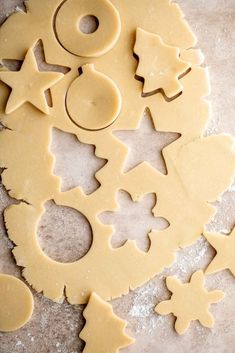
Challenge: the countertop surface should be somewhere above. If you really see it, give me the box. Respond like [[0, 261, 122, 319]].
[[0, 1, 235, 352]]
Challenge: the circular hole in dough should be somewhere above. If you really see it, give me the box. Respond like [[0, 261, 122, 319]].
[[79, 15, 99, 34], [37, 201, 93, 263], [0, 274, 34, 332]]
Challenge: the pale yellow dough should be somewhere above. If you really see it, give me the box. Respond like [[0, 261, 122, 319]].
[[0, 274, 34, 332], [134, 27, 190, 97], [0, 0, 234, 306], [204, 227, 235, 276], [155, 271, 224, 335], [80, 293, 134, 352], [0, 46, 63, 115], [55, 0, 121, 57], [66, 64, 122, 130]]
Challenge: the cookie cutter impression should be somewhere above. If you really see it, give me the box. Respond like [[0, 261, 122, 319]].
[[66, 64, 122, 130], [55, 0, 121, 57]]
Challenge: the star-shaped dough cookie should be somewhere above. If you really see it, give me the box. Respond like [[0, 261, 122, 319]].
[[0, 47, 64, 115], [155, 271, 224, 334], [204, 227, 235, 276], [80, 293, 134, 353], [134, 27, 190, 98]]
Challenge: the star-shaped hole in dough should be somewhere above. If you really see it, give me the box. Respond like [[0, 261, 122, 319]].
[[0, 42, 64, 115], [114, 111, 180, 174], [134, 27, 191, 98], [80, 292, 134, 353], [99, 190, 169, 252], [155, 271, 224, 335], [204, 227, 235, 276]]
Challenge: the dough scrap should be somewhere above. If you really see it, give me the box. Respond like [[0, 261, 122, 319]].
[[80, 292, 134, 353], [155, 271, 224, 335], [0, 274, 34, 332], [204, 227, 235, 276], [0, 45, 64, 115], [134, 27, 190, 98], [0, 0, 234, 304]]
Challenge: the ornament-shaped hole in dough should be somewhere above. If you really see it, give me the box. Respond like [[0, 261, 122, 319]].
[[50, 128, 107, 194], [99, 191, 169, 252], [114, 111, 180, 174], [79, 15, 99, 34], [37, 200, 93, 263]]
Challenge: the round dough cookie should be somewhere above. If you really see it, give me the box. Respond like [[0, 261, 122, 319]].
[[0, 274, 34, 332], [55, 0, 121, 57]]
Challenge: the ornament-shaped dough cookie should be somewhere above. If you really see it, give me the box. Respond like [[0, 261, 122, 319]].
[[66, 64, 122, 130], [80, 293, 134, 353], [0, 274, 34, 332], [155, 271, 224, 334], [205, 227, 235, 276], [134, 27, 190, 98]]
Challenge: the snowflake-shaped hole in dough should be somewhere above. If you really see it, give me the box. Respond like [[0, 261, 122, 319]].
[[99, 190, 169, 252]]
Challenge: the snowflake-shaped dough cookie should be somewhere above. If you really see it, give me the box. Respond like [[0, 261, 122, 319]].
[[155, 271, 224, 334], [134, 27, 190, 98], [205, 227, 235, 276]]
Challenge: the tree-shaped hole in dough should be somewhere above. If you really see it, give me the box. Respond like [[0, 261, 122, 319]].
[[50, 128, 107, 194], [37, 200, 93, 263], [99, 190, 169, 252]]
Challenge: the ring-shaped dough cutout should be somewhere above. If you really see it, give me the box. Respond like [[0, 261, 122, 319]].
[[66, 64, 122, 130], [55, 0, 121, 57], [0, 274, 34, 332]]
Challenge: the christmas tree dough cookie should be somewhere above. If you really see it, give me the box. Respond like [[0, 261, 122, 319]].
[[134, 27, 190, 98], [80, 292, 134, 353], [0, 274, 34, 332]]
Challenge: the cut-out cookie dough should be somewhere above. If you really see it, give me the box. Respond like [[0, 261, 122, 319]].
[[66, 64, 122, 130], [0, 274, 34, 332], [0, 0, 235, 304], [134, 27, 190, 98], [0, 45, 64, 115], [155, 271, 224, 334], [114, 112, 180, 173], [55, 0, 121, 57], [80, 292, 134, 353], [204, 227, 235, 276]]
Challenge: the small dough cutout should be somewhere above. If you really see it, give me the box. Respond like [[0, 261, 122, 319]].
[[0, 46, 63, 115], [134, 27, 190, 98], [80, 292, 134, 353], [205, 227, 235, 276], [155, 271, 224, 335], [0, 274, 34, 332]]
